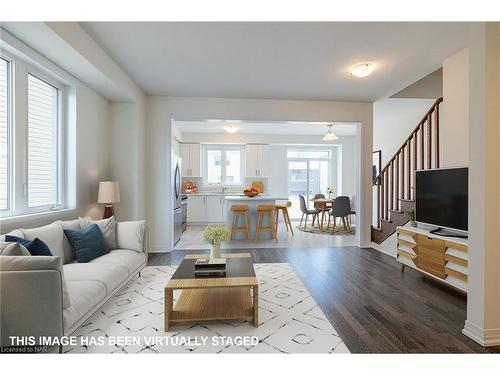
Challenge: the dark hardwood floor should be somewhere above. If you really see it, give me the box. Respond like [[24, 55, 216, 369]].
[[148, 246, 494, 353]]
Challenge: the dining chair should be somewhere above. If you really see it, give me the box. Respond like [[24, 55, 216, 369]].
[[313, 193, 331, 228], [348, 196, 356, 226], [299, 195, 320, 229], [327, 196, 352, 232]]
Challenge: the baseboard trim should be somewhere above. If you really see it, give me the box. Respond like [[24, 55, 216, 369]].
[[463, 320, 500, 346]]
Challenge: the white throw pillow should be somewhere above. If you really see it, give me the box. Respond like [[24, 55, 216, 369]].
[[22, 223, 65, 262], [0, 242, 30, 256], [55, 219, 81, 263], [78, 216, 117, 250], [116, 220, 146, 253]]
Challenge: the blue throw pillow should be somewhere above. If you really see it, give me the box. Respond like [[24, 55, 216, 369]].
[[64, 224, 110, 263], [5, 235, 53, 256]]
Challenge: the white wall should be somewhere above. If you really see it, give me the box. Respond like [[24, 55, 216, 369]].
[[463, 22, 500, 347], [147, 96, 373, 252], [441, 48, 470, 167], [110, 100, 146, 221], [373, 98, 436, 167]]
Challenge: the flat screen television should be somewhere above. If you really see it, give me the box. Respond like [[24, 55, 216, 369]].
[[415, 167, 468, 234]]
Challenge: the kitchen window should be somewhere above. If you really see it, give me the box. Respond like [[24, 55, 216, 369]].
[[0, 51, 67, 218], [203, 145, 244, 186]]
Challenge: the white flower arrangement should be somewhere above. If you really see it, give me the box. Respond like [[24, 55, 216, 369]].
[[202, 224, 231, 246], [326, 186, 335, 194]]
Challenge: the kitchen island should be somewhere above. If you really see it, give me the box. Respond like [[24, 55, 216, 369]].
[[224, 195, 289, 240]]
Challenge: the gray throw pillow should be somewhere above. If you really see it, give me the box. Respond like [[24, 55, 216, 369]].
[[78, 216, 117, 250], [0, 242, 30, 256]]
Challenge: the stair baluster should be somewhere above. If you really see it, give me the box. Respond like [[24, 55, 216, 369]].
[[372, 97, 443, 243]]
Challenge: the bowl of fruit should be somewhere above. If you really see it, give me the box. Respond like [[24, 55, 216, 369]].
[[243, 188, 259, 197]]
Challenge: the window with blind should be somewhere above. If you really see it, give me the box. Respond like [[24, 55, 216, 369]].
[[27, 74, 60, 208], [0, 58, 10, 211], [0, 50, 67, 219]]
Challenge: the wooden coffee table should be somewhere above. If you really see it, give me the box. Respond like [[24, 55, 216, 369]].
[[164, 253, 259, 331]]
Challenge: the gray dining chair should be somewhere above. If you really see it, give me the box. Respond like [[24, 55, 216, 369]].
[[327, 196, 352, 231], [299, 195, 320, 229], [348, 196, 356, 226]]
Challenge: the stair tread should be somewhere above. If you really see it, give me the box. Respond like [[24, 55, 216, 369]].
[[389, 209, 404, 213], [400, 199, 415, 202], [380, 219, 393, 223]]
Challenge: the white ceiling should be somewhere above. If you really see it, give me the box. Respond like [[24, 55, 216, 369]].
[[174, 120, 357, 136], [81, 22, 470, 101]]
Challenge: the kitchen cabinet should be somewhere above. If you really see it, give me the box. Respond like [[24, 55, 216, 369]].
[[245, 144, 269, 177], [186, 195, 205, 222], [206, 196, 224, 223], [186, 195, 224, 223], [180, 143, 201, 177]]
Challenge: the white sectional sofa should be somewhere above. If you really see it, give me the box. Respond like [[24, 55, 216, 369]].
[[0, 218, 147, 350]]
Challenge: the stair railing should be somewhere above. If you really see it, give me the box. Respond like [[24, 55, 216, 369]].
[[374, 97, 443, 226]]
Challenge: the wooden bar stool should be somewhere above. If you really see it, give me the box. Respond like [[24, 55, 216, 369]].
[[254, 205, 277, 243], [230, 205, 250, 242], [275, 201, 294, 236]]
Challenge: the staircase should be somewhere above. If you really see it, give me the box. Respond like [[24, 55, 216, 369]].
[[371, 97, 443, 244]]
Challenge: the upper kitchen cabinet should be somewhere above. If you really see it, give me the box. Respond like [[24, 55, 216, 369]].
[[180, 143, 201, 177], [245, 144, 269, 177]]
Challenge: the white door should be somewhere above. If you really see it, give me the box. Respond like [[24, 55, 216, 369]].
[[187, 195, 206, 222], [189, 143, 201, 177], [180, 143, 190, 176], [206, 196, 223, 222]]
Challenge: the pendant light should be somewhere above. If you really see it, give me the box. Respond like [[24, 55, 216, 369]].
[[322, 124, 338, 141]]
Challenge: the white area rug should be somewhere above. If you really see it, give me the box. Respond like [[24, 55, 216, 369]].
[[64, 264, 349, 354]]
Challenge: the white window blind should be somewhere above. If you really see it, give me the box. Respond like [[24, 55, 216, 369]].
[[27, 74, 60, 208], [0, 58, 9, 210]]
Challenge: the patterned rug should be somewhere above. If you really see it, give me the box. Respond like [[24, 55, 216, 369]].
[[297, 224, 355, 235], [64, 264, 349, 354]]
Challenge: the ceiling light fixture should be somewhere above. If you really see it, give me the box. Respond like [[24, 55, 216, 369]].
[[322, 124, 338, 141], [350, 62, 376, 78], [223, 124, 240, 133]]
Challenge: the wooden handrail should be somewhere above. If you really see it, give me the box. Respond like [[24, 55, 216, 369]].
[[374, 97, 443, 225], [374, 97, 443, 182]]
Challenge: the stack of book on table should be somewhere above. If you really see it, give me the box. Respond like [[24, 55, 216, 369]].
[[194, 258, 227, 277]]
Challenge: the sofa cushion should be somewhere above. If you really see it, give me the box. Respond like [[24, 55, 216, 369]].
[[55, 219, 81, 264], [0, 242, 30, 256], [116, 220, 146, 252], [63, 280, 107, 333], [79, 216, 117, 250], [64, 224, 110, 263], [63, 262, 129, 294], [22, 223, 65, 262], [90, 249, 146, 275]]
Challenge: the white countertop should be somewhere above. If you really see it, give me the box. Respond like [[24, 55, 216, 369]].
[[224, 195, 288, 201]]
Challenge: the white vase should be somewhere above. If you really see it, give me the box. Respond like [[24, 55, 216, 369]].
[[210, 243, 221, 259]]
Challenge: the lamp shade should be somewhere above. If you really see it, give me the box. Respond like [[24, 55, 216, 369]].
[[97, 181, 120, 204]]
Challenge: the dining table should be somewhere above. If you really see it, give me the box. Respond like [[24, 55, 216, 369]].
[[309, 197, 335, 231]]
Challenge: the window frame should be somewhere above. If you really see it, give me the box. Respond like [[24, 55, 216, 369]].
[[0, 52, 67, 219], [25, 68, 65, 213], [202, 144, 245, 187], [0, 55, 13, 212]]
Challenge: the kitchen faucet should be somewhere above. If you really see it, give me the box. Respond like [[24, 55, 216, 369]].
[[221, 186, 229, 194]]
